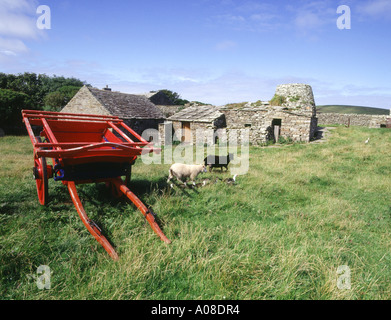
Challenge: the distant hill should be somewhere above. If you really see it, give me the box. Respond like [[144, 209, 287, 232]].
[[316, 105, 389, 115]]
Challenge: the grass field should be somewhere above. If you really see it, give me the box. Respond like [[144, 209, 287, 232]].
[[316, 105, 389, 115], [1, 126, 391, 300]]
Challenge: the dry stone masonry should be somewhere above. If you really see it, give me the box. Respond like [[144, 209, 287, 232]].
[[158, 83, 319, 145], [220, 83, 318, 144], [62, 86, 112, 116], [317, 112, 391, 128], [275, 83, 316, 113]]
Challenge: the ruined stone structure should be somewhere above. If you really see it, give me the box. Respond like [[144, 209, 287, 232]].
[[317, 112, 391, 128], [275, 83, 316, 112], [158, 83, 318, 145], [220, 83, 318, 144], [62, 86, 165, 135], [221, 106, 317, 144]]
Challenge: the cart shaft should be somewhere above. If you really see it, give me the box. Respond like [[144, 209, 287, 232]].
[[67, 181, 119, 261], [66, 178, 170, 260]]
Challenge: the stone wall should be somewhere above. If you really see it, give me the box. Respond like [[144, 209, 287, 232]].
[[221, 107, 317, 144], [275, 83, 316, 113], [159, 109, 317, 146], [317, 113, 390, 128], [61, 86, 111, 116], [159, 121, 216, 145]]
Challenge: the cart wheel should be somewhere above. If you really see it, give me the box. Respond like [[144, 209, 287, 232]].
[[33, 156, 49, 206]]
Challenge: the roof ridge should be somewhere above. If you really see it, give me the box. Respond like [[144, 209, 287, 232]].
[[88, 87, 165, 120]]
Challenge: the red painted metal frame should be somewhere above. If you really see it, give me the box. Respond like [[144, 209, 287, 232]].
[[22, 110, 170, 260], [22, 110, 155, 161]]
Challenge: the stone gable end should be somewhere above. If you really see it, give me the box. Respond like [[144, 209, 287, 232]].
[[61, 86, 111, 116]]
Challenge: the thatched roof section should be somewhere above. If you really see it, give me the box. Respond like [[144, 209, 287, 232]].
[[168, 105, 223, 123], [89, 87, 165, 120]]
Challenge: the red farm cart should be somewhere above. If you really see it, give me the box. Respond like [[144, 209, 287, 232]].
[[22, 110, 170, 260]]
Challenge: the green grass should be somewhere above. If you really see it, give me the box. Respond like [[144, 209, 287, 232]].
[[1, 127, 391, 300], [317, 105, 389, 115]]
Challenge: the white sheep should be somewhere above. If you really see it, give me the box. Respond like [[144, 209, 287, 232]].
[[167, 163, 207, 187]]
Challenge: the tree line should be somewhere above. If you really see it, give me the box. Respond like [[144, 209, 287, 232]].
[[0, 72, 195, 135], [0, 72, 88, 134]]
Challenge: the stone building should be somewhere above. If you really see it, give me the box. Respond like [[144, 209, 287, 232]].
[[159, 104, 226, 145], [158, 83, 318, 145], [221, 105, 317, 144], [274, 83, 316, 112], [221, 83, 318, 144], [61, 86, 165, 135]]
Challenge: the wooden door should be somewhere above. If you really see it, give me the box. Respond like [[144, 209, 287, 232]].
[[182, 122, 191, 143]]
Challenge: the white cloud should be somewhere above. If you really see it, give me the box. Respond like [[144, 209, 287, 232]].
[[215, 14, 246, 24], [357, 0, 391, 19], [209, 1, 283, 32], [0, 37, 28, 55], [311, 80, 391, 109], [0, 0, 35, 12], [294, 11, 324, 29], [210, 1, 337, 35], [234, 1, 276, 15], [0, 12, 38, 39], [0, 0, 42, 56], [176, 76, 200, 83], [288, 1, 336, 33], [215, 40, 237, 51]]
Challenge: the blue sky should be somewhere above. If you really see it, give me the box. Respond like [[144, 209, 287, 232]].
[[0, 0, 390, 108]]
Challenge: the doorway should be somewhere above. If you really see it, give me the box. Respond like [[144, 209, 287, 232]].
[[272, 119, 282, 143], [181, 122, 191, 143]]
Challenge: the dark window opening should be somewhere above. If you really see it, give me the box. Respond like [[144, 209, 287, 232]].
[[272, 119, 282, 127]]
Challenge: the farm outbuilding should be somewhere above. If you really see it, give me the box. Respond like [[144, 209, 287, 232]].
[[159, 104, 226, 145], [61, 86, 166, 135], [221, 104, 318, 144], [221, 83, 318, 144]]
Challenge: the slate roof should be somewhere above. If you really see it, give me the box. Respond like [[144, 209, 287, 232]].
[[89, 87, 165, 120], [168, 105, 223, 123]]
